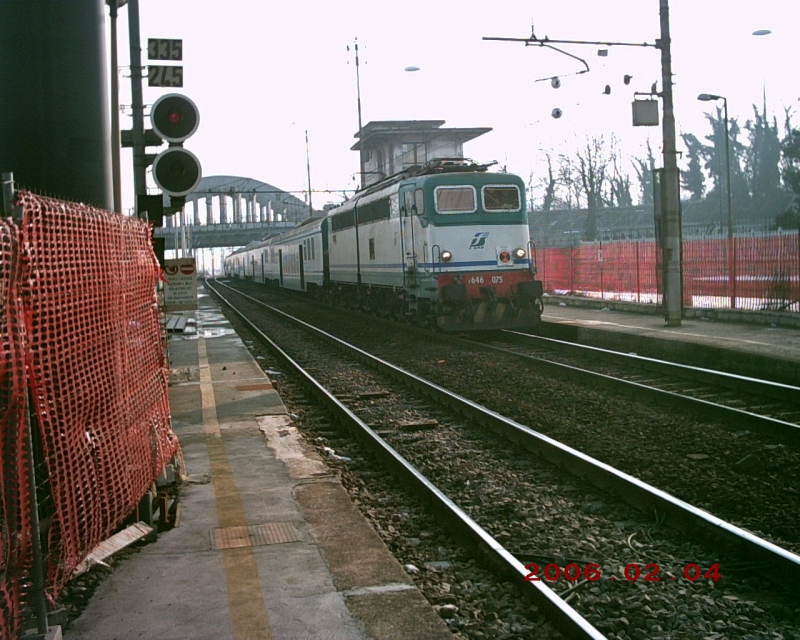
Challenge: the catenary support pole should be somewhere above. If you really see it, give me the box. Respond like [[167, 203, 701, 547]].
[[127, 0, 147, 218], [658, 0, 683, 326], [108, 0, 123, 213]]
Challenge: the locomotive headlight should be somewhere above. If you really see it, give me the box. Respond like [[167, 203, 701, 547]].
[[441, 250, 453, 262], [514, 248, 527, 259]]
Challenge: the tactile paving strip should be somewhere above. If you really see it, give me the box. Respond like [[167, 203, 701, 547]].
[[210, 522, 302, 550]]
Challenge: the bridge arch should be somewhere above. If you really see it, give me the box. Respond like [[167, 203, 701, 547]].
[[183, 175, 313, 226]]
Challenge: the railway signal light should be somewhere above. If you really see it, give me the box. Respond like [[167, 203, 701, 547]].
[[150, 93, 199, 142], [152, 147, 201, 197], [150, 93, 202, 197]]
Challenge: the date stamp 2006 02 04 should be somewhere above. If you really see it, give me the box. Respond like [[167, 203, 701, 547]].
[[524, 562, 721, 583]]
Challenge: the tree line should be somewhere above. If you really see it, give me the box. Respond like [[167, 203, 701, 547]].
[[531, 103, 800, 240]]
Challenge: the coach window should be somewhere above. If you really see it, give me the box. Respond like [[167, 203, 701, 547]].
[[414, 189, 424, 216], [435, 186, 476, 214], [482, 185, 521, 212], [369, 238, 375, 260]]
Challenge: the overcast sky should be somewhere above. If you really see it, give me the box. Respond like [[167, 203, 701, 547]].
[[111, 0, 799, 211]]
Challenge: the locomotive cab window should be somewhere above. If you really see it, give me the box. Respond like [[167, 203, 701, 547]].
[[482, 185, 521, 212], [414, 189, 425, 216], [434, 186, 476, 214]]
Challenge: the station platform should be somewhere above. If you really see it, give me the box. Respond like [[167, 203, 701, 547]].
[[537, 296, 800, 386], [66, 291, 451, 640]]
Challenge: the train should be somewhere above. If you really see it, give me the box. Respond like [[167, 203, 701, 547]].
[[223, 158, 544, 331]]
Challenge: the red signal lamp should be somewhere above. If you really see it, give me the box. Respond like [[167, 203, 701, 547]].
[[150, 93, 199, 143]]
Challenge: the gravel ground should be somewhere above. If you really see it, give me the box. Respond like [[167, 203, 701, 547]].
[[221, 280, 800, 554], [212, 281, 800, 640]]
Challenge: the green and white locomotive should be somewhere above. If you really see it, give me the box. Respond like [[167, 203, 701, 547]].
[[225, 159, 544, 331]]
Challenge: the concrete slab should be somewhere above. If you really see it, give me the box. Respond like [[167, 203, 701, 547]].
[[346, 591, 452, 640], [66, 550, 235, 640], [66, 289, 450, 640], [541, 300, 800, 385], [258, 415, 335, 481], [295, 481, 413, 591]]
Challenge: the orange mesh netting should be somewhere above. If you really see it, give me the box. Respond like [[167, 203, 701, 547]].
[[16, 191, 178, 600], [0, 217, 32, 639], [539, 234, 800, 310]]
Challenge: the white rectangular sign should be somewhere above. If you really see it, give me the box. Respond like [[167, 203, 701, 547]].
[[163, 258, 198, 311]]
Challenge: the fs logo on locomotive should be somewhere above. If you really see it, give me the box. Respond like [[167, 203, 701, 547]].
[[469, 232, 489, 250]]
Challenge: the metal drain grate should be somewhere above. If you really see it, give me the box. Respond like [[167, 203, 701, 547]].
[[210, 522, 302, 550]]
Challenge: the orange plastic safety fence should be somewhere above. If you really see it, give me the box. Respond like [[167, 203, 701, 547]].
[[0, 217, 32, 640], [540, 234, 800, 311], [16, 192, 178, 601]]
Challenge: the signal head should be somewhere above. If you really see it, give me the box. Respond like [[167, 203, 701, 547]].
[[151, 93, 199, 143], [152, 147, 202, 196]]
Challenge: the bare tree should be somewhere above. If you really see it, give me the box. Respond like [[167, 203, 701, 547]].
[[608, 139, 634, 208], [573, 136, 610, 240], [557, 153, 583, 210], [633, 140, 657, 206], [540, 154, 557, 212]]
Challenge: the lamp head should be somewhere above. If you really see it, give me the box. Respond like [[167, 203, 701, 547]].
[[697, 93, 722, 102]]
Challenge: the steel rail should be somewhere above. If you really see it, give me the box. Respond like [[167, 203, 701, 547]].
[[504, 330, 800, 406], [205, 279, 605, 640], [211, 279, 800, 589], [455, 332, 800, 445], [209, 278, 800, 593]]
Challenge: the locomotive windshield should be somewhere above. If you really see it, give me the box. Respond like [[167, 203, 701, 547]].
[[483, 185, 520, 212], [435, 186, 476, 214]]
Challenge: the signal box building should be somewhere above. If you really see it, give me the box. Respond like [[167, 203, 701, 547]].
[[352, 120, 491, 188]]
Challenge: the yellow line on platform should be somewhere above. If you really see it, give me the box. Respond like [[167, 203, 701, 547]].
[[198, 338, 221, 438], [198, 336, 273, 640]]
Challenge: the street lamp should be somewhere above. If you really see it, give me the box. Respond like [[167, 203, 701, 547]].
[[697, 93, 735, 309], [751, 29, 772, 99]]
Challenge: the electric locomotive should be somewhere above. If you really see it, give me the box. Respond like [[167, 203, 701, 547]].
[[224, 159, 544, 331]]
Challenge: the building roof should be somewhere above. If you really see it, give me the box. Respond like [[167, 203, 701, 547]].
[[350, 120, 492, 151]]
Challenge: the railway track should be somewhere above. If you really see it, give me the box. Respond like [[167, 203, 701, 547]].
[[216, 279, 800, 553], [467, 330, 800, 446], [207, 278, 800, 640]]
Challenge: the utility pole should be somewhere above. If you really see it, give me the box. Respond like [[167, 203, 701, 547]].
[[353, 39, 365, 189], [305, 130, 313, 219], [107, 0, 127, 213], [127, 0, 147, 218], [483, 0, 683, 326], [658, 0, 682, 326]]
